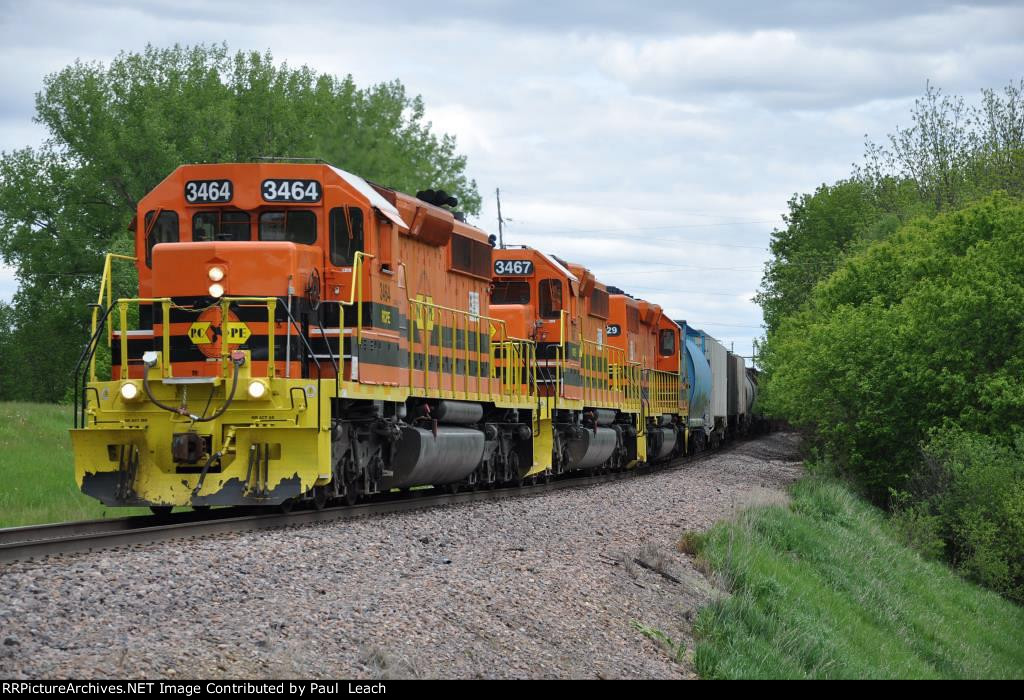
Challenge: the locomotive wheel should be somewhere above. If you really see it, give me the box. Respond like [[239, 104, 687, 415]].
[[279, 498, 295, 514], [149, 506, 172, 517], [445, 482, 460, 495], [342, 479, 360, 506], [312, 485, 329, 511]]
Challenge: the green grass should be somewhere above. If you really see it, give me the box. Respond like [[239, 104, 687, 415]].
[[0, 402, 147, 527], [692, 479, 1024, 679]]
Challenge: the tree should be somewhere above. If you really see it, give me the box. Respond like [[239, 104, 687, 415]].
[[760, 194, 1024, 498], [755, 179, 877, 333], [0, 44, 481, 402], [974, 80, 1024, 198]]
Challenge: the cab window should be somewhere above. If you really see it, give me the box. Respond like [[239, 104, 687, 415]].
[[193, 211, 250, 242], [490, 281, 530, 305], [144, 210, 179, 267], [660, 329, 676, 356], [259, 210, 316, 244], [539, 279, 563, 319], [329, 207, 364, 266]]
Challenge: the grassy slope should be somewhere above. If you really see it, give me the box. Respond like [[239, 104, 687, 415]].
[[693, 479, 1024, 679], [0, 402, 147, 527]]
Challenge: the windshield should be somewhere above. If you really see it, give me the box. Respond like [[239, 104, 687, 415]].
[[259, 210, 317, 244], [490, 280, 530, 305]]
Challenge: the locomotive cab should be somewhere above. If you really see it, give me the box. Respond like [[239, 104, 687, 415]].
[[607, 291, 687, 460], [133, 163, 409, 383], [489, 247, 581, 399]]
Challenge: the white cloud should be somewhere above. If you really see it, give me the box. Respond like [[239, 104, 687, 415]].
[[0, 1, 1022, 357]]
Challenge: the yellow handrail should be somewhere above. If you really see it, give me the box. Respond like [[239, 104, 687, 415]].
[[406, 294, 535, 399], [99, 295, 285, 382], [90, 253, 137, 381], [581, 339, 631, 407], [646, 367, 681, 417]]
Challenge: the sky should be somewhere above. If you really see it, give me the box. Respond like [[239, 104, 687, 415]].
[[1, 1, 1023, 359]]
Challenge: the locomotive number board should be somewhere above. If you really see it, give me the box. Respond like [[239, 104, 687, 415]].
[[493, 260, 534, 276], [262, 179, 322, 203], [606, 324, 622, 337], [185, 180, 233, 204]]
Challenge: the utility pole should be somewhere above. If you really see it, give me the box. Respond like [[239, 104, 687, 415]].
[[496, 187, 505, 249]]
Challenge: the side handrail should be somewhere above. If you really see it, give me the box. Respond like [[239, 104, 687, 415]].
[[74, 301, 120, 429], [333, 251, 374, 344], [90, 253, 138, 379], [274, 297, 326, 426]]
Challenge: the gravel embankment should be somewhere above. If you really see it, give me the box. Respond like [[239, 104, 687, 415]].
[[0, 432, 803, 679]]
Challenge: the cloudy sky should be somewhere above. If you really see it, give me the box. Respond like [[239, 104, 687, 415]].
[[1, 1, 1023, 358]]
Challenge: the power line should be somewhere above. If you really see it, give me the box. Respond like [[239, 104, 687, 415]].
[[618, 286, 755, 297], [683, 320, 765, 329], [512, 220, 776, 235], [592, 263, 763, 273]]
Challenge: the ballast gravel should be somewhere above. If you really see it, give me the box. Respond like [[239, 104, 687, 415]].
[[0, 432, 803, 679]]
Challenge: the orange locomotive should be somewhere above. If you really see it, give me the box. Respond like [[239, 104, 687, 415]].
[[73, 162, 536, 511], [71, 160, 697, 513], [490, 248, 686, 476]]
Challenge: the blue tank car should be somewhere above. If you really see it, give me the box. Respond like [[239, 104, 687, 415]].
[[682, 325, 713, 450]]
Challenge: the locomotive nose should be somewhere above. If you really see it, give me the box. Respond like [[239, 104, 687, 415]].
[[150, 241, 316, 300]]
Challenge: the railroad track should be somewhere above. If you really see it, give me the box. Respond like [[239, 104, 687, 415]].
[[0, 442, 738, 563]]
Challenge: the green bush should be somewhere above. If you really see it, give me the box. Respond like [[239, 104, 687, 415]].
[[920, 428, 1024, 601], [888, 496, 946, 561], [760, 194, 1024, 500]]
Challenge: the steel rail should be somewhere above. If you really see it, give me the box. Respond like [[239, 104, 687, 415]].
[[0, 441, 742, 563]]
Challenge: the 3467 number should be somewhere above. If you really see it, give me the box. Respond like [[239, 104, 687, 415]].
[[262, 179, 321, 202], [494, 259, 534, 276]]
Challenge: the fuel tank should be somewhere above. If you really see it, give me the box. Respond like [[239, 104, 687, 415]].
[[388, 426, 485, 488], [647, 426, 677, 461], [566, 426, 617, 470]]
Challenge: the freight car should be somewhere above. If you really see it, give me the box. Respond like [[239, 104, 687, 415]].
[[70, 161, 756, 512]]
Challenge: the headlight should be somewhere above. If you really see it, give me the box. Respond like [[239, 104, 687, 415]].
[[209, 282, 225, 298], [208, 266, 225, 282], [247, 380, 268, 399], [120, 382, 140, 401]]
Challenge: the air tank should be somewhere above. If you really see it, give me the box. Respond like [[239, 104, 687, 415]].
[[431, 400, 484, 425]]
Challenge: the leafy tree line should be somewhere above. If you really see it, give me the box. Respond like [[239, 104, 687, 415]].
[[757, 80, 1024, 333], [0, 44, 481, 402], [756, 80, 1024, 601]]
